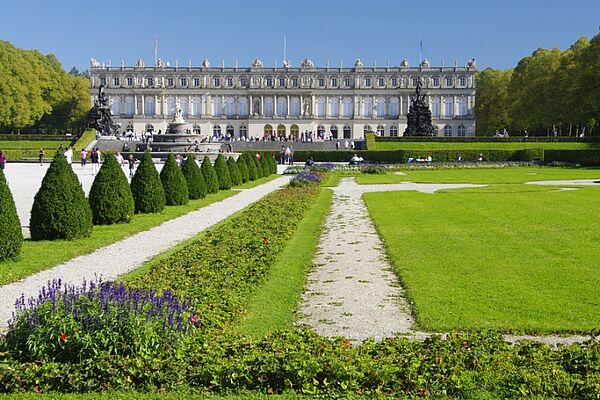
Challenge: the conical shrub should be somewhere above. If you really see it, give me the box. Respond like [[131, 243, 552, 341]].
[[160, 153, 189, 206], [201, 156, 219, 193], [253, 154, 264, 178], [267, 152, 277, 174], [214, 154, 232, 190], [237, 155, 249, 183], [260, 154, 270, 177], [30, 153, 93, 240], [181, 155, 207, 199], [227, 156, 242, 186], [130, 152, 166, 213], [0, 171, 23, 260], [244, 153, 257, 181], [89, 154, 134, 224]]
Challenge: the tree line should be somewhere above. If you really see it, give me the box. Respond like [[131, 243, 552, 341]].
[[476, 33, 600, 136], [0, 40, 90, 134]]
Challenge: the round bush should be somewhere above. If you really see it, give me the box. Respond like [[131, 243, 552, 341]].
[[201, 156, 219, 194], [0, 171, 23, 260], [130, 152, 166, 214], [214, 154, 232, 190], [30, 153, 93, 240], [181, 155, 207, 199], [88, 154, 134, 225], [227, 156, 242, 186], [160, 153, 189, 206], [244, 153, 257, 181]]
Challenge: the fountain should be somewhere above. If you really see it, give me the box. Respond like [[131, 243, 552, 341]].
[[87, 84, 118, 135], [404, 78, 436, 136]]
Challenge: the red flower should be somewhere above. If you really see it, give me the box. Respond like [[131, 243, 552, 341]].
[[59, 333, 68, 342], [342, 339, 351, 349], [190, 315, 199, 325]]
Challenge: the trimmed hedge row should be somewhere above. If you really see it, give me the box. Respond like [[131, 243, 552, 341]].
[[544, 150, 600, 165], [375, 136, 600, 143]]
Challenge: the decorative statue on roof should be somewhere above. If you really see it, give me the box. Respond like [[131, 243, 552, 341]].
[[404, 78, 436, 136], [301, 58, 315, 68], [251, 58, 264, 69], [86, 84, 118, 135]]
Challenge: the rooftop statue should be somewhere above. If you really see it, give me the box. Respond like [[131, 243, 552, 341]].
[[400, 59, 409, 67], [251, 58, 264, 69], [202, 58, 210, 68], [354, 58, 364, 68], [301, 58, 315, 68]]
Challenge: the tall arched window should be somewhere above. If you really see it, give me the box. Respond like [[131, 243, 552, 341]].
[[444, 125, 452, 137], [180, 98, 189, 117], [213, 96, 222, 117], [362, 97, 373, 117], [330, 97, 339, 117], [431, 97, 441, 117], [317, 125, 325, 137], [144, 96, 154, 116], [290, 97, 300, 117], [330, 125, 338, 139], [457, 124, 466, 137], [343, 125, 352, 138], [277, 97, 287, 116], [226, 124, 234, 138], [264, 97, 274, 117], [111, 97, 121, 116], [191, 96, 201, 117], [166, 97, 175, 116], [390, 125, 399, 137], [225, 97, 235, 118], [443, 97, 454, 117], [376, 124, 384, 136], [193, 124, 201, 134], [342, 97, 353, 117], [238, 97, 248, 117], [375, 97, 385, 117], [458, 97, 467, 117], [389, 97, 399, 118], [277, 124, 286, 137], [316, 97, 326, 117], [290, 124, 299, 139], [125, 96, 134, 117], [213, 125, 222, 137], [239, 124, 247, 138]]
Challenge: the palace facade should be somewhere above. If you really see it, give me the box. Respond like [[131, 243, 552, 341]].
[[89, 57, 477, 139]]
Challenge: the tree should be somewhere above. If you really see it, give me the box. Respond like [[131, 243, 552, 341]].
[[201, 156, 219, 193], [253, 154, 264, 178], [181, 155, 207, 199], [213, 154, 232, 190], [475, 68, 513, 135], [130, 152, 166, 213], [227, 156, 242, 186], [260, 153, 270, 177], [160, 154, 189, 206], [244, 153, 257, 181], [30, 153, 93, 240], [237, 155, 249, 183], [0, 171, 22, 260], [88, 154, 134, 224]]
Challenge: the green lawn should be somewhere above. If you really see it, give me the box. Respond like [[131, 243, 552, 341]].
[[0, 141, 71, 149], [355, 166, 600, 184], [0, 191, 235, 285], [364, 185, 600, 333], [374, 141, 600, 150]]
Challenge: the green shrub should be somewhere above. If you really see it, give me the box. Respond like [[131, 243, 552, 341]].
[[160, 154, 189, 206], [130, 152, 166, 214], [227, 156, 242, 186], [201, 156, 219, 193], [545, 150, 600, 165], [181, 155, 207, 199], [213, 154, 232, 190], [0, 171, 22, 260], [361, 165, 387, 174], [29, 153, 93, 240], [88, 154, 134, 224], [260, 153, 271, 177], [237, 155, 249, 183], [253, 154, 264, 178], [244, 153, 258, 181]]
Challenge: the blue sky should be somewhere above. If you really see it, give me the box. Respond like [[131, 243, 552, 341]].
[[1, 0, 599, 72]]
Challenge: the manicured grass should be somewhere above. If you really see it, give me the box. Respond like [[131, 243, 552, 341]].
[[375, 141, 600, 150], [355, 166, 600, 184], [234, 188, 333, 337], [364, 185, 600, 333], [0, 141, 71, 149], [0, 191, 235, 285]]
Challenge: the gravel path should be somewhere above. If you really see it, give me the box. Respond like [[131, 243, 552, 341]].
[[526, 179, 600, 186], [0, 175, 290, 330]]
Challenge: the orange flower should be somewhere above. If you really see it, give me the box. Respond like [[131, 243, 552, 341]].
[[342, 339, 351, 349], [59, 333, 68, 342]]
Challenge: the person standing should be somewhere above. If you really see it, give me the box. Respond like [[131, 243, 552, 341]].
[[0, 150, 6, 171], [127, 154, 137, 179], [38, 148, 45, 166], [64, 147, 73, 165], [80, 148, 88, 169], [90, 148, 100, 175]]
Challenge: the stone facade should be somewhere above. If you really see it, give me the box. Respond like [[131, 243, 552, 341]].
[[89, 57, 477, 139]]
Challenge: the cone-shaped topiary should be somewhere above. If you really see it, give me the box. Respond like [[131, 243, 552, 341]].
[[160, 153, 189, 206], [213, 154, 232, 190], [181, 155, 207, 199], [267, 152, 277, 174], [30, 153, 93, 240], [201, 156, 219, 193], [0, 171, 23, 260], [244, 153, 257, 181], [130, 152, 166, 213], [260, 154, 270, 177], [227, 156, 242, 186], [89, 154, 134, 225], [237, 155, 249, 183], [253, 154, 264, 178]]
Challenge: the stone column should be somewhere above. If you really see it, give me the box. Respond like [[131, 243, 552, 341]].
[[274, 94, 278, 117], [287, 95, 290, 116], [154, 94, 158, 116], [134, 95, 138, 115], [161, 94, 166, 117], [249, 95, 253, 116], [261, 96, 264, 117], [141, 94, 145, 116]]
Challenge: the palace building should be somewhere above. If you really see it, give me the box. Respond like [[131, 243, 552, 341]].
[[89, 57, 477, 139]]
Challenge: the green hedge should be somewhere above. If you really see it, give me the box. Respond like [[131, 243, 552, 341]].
[[545, 150, 600, 165], [71, 129, 96, 151], [375, 136, 600, 143]]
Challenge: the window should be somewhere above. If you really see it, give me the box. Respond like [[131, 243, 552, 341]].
[[391, 77, 398, 87], [238, 97, 248, 117], [264, 97, 274, 117], [277, 124, 286, 137], [378, 78, 385, 87], [390, 125, 398, 137], [362, 97, 373, 117], [147, 77, 154, 86], [179, 77, 186, 87], [227, 77, 234, 87], [279, 77, 286, 87], [318, 78, 325, 87], [330, 125, 339, 139], [145, 97, 154, 116], [191, 96, 201, 117], [342, 97, 353, 117], [376, 125, 384, 136], [239, 124, 247, 138], [389, 97, 399, 118], [166, 97, 175, 116], [458, 97, 467, 117], [225, 97, 235, 118], [316, 97, 325, 117], [330, 77, 338, 87], [457, 124, 466, 137], [226, 125, 234, 138], [111, 97, 121, 115], [213, 96, 221, 116], [291, 77, 299, 87], [193, 124, 201, 134], [445, 77, 453, 86], [100, 76, 107, 85], [266, 77, 273, 87], [213, 125, 221, 137], [443, 125, 452, 137], [432, 77, 440, 86], [431, 97, 441, 117], [364, 125, 372, 134], [343, 125, 352, 138], [167, 77, 174, 86], [375, 97, 385, 117], [193, 77, 200, 87], [330, 97, 339, 117], [277, 96, 287, 116], [443, 97, 454, 117], [412, 77, 419, 86], [125, 96, 134, 116], [459, 76, 466, 86], [365, 77, 372, 87], [113, 77, 120, 86], [213, 77, 220, 87], [240, 77, 248, 87], [290, 97, 301, 117], [127, 77, 133, 86], [180, 98, 189, 116], [344, 77, 352, 87]]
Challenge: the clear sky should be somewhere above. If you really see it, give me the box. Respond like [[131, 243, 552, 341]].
[[1, 0, 599, 72]]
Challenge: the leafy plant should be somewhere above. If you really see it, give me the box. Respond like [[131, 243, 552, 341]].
[[201, 155, 219, 193], [160, 153, 189, 206], [130, 152, 166, 213], [289, 171, 322, 187], [0, 170, 22, 260], [213, 154, 232, 190], [237, 155, 249, 183], [88, 153, 134, 224], [244, 153, 258, 181], [227, 156, 242, 186], [181, 155, 207, 199]]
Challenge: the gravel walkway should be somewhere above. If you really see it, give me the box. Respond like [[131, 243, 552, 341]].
[[0, 175, 290, 330], [526, 179, 600, 186]]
